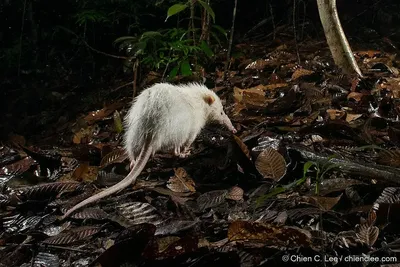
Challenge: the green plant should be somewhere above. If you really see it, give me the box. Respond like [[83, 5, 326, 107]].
[[166, 0, 215, 22], [255, 155, 339, 207], [114, 27, 219, 79]]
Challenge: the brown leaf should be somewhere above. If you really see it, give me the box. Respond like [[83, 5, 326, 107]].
[[355, 224, 379, 247], [347, 92, 365, 102], [72, 163, 99, 183], [227, 221, 311, 247], [71, 208, 109, 220], [233, 135, 251, 160], [300, 194, 342, 211], [377, 149, 400, 167], [255, 148, 286, 180], [326, 109, 346, 120], [355, 50, 381, 58], [245, 59, 269, 70], [0, 157, 35, 176], [167, 168, 196, 193], [233, 86, 268, 109], [346, 113, 363, 122], [99, 148, 128, 169], [84, 102, 124, 125], [226, 186, 244, 201], [43, 226, 101, 245], [291, 68, 314, 80]]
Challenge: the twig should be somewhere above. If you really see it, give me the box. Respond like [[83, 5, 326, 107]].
[[223, 0, 238, 81], [132, 58, 139, 98], [59, 26, 127, 60], [293, 0, 301, 64], [269, 1, 276, 40], [17, 0, 27, 77], [111, 81, 135, 92], [44, 244, 90, 253]]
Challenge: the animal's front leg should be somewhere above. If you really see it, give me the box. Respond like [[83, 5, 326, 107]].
[[174, 144, 192, 158], [177, 135, 197, 158]]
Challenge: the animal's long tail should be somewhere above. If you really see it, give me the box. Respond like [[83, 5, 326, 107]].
[[59, 143, 153, 220]]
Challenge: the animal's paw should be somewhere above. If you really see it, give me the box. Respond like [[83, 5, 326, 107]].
[[177, 150, 191, 158], [174, 147, 191, 158]]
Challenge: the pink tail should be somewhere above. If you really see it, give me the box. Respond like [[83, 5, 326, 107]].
[[59, 144, 152, 220]]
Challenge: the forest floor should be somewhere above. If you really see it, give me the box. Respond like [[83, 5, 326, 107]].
[[1, 28, 400, 267]]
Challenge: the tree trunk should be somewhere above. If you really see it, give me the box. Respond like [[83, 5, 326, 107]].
[[317, 0, 363, 77]]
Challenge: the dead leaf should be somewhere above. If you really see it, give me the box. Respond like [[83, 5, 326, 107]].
[[167, 168, 196, 193], [347, 92, 365, 102], [355, 50, 381, 58], [233, 135, 251, 160], [0, 157, 35, 176], [226, 186, 244, 201], [255, 148, 286, 181], [291, 68, 315, 80], [300, 194, 342, 210], [376, 149, 400, 167], [72, 163, 99, 183], [99, 149, 128, 169], [245, 59, 269, 70], [227, 221, 311, 247], [346, 113, 363, 122], [84, 102, 124, 125], [326, 109, 346, 120]]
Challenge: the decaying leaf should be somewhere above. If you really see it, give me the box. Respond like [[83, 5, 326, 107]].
[[346, 113, 363, 122], [116, 202, 163, 226], [99, 148, 128, 169], [197, 190, 229, 211], [70, 208, 109, 220], [355, 210, 379, 246], [226, 186, 244, 201], [347, 92, 365, 102], [233, 86, 268, 109], [84, 102, 124, 125], [72, 163, 99, 183], [255, 148, 286, 180], [167, 167, 196, 193], [0, 156, 36, 176], [326, 109, 346, 120], [291, 68, 314, 80], [300, 194, 342, 211], [227, 220, 311, 246], [233, 135, 251, 160], [376, 149, 400, 167], [42, 226, 101, 245]]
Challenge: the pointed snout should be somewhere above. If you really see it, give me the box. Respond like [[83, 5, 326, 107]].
[[222, 113, 237, 134]]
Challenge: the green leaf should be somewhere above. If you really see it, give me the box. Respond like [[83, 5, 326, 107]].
[[303, 161, 316, 178], [166, 4, 188, 21], [200, 40, 214, 57], [180, 60, 192, 76], [113, 36, 137, 45], [197, 0, 215, 23], [212, 25, 227, 38], [169, 66, 179, 80], [113, 110, 123, 133]]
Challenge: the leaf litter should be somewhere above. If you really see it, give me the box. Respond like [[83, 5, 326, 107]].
[[2, 33, 400, 267]]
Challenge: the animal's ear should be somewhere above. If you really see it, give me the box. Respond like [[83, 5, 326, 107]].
[[203, 94, 215, 105]]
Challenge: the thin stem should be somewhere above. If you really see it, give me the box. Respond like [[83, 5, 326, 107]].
[[17, 0, 28, 77]]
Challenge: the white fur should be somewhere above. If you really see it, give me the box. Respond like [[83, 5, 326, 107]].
[[123, 82, 235, 161]]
